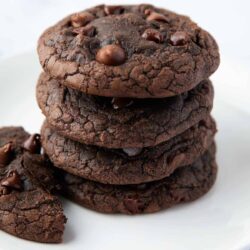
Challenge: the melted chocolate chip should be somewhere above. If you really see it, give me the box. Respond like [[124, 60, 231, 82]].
[[111, 98, 134, 109], [71, 12, 95, 28], [96, 44, 126, 66], [122, 148, 142, 157], [142, 29, 164, 43], [1, 170, 22, 190], [104, 5, 124, 15], [72, 26, 96, 37], [23, 134, 41, 154], [0, 142, 12, 168], [170, 31, 188, 46], [146, 12, 169, 23]]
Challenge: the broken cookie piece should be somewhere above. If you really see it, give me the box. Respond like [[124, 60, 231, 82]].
[[0, 127, 66, 243]]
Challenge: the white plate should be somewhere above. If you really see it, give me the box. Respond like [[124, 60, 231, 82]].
[[0, 52, 250, 250]]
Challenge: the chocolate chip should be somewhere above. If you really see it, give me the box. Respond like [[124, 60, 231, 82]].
[[111, 98, 134, 109], [170, 31, 188, 46], [72, 26, 96, 37], [146, 12, 169, 23], [0, 142, 12, 168], [1, 170, 22, 190], [123, 196, 145, 214], [142, 29, 164, 43], [23, 134, 41, 154], [71, 12, 95, 28], [96, 44, 126, 66], [104, 5, 124, 15], [122, 148, 142, 157]]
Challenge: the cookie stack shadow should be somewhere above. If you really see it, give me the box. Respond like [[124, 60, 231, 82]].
[[36, 4, 220, 214]]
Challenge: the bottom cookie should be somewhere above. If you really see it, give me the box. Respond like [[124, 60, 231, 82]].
[[57, 144, 217, 215]]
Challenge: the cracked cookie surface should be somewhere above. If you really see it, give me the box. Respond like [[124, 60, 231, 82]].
[[56, 143, 217, 214], [37, 72, 214, 148], [0, 127, 66, 243], [37, 4, 220, 98], [41, 117, 216, 185]]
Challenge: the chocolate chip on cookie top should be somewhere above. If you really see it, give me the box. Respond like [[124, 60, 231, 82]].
[[1, 170, 22, 190], [96, 44, 126, 66], [170, 31, 189, 46], [142, 28, 164, 43], [23, 133, 41, 154], [145, 9, 169, 22], [70, 12, 95, 28], [38, 4, 220, 98]]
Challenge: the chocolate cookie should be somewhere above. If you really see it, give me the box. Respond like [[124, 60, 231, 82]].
[[0, 127, 66, 243], [56, 144, 217, 214], [37, 4, 220, 98], [37, 72, 214, 148], [41, 117, 216, 185]]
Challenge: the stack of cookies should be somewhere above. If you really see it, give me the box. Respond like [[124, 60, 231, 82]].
[[36, 4, 220, 214]]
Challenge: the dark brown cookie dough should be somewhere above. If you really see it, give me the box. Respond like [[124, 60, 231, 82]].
[[0, 127, 66, 243], [36, 72, 214, 148], [37, 4, 220, 98], [56, 144, 217, 214], [41, 117, 216, 185]]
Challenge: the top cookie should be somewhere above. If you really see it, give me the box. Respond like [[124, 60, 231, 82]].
[[38, 4, 220, 98]]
